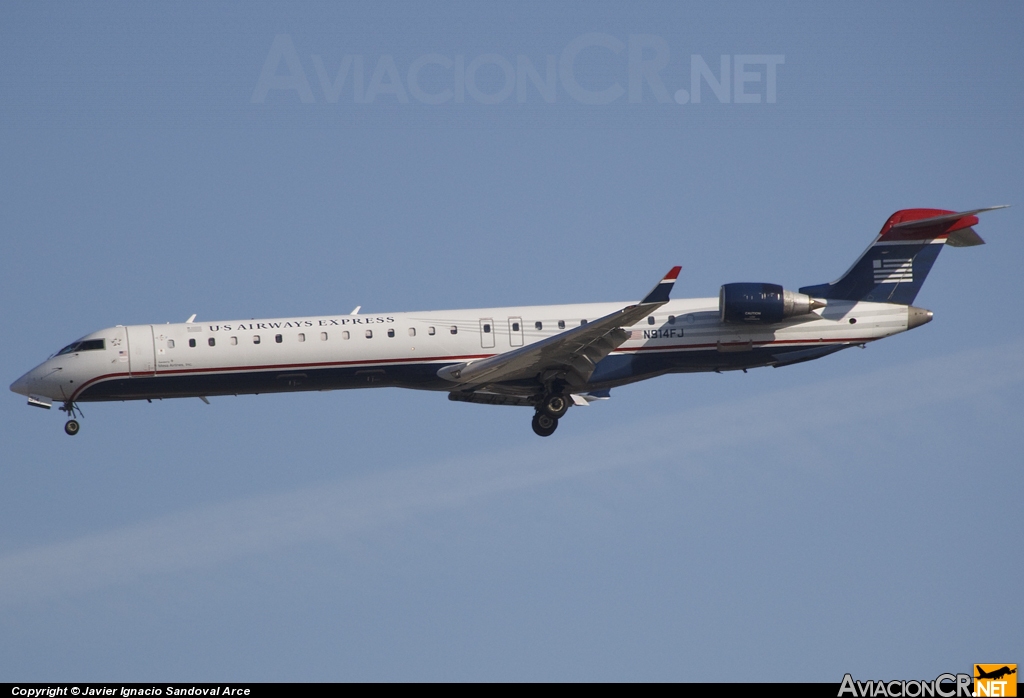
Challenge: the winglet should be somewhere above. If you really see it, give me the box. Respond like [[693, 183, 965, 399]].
[[640, 266, 682, 304]]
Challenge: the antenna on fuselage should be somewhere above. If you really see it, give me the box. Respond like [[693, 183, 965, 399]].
[[186, 314, 197, 323], [350, 306, 361, 315]]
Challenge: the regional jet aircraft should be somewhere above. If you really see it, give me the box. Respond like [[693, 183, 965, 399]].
[[11, 207, 1005, 437]]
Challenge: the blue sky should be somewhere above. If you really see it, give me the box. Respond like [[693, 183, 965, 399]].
[[1, 1, 1021, 681]]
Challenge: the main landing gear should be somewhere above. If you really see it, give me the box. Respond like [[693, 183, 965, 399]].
[[532, 411, 558, 437], [540, 394, 570, 419], [64, 419, 80, 436], [530, 393, 570, 437]]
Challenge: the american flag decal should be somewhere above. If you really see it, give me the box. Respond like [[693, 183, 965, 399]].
[[873, 257, 913, 283]]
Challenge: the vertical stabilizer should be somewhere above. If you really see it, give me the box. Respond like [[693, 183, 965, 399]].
[[799, 207, 1004, 305]]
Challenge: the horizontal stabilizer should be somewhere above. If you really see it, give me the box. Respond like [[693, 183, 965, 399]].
[[889, 206, 1007, 230], [879, 206, 1007, 243], [945, 227, 985, 247]]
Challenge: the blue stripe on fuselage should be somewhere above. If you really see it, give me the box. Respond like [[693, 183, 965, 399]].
[[77, 343, 854, 402]]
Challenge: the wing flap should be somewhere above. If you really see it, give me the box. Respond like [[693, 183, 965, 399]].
[[437, 308, 640, 385], [438, 268, 680, 388]]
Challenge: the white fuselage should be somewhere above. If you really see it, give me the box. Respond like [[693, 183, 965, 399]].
[[11, 297, 913, 407]]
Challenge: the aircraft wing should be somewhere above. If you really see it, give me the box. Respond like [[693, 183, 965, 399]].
[[438, 267, 681, 390]]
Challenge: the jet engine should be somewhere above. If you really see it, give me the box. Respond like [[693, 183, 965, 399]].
[[719, 283, 825, 324]]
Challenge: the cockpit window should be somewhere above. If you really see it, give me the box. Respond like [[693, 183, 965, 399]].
[[56, 339, 105, 355]]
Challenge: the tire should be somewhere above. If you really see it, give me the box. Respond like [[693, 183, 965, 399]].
[[531, 412, 558, 437], [540, 394, 569, 418], [64, 419, 80, 436]]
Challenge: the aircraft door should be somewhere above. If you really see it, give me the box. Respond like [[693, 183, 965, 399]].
[[508, 316, 523, 346], [479, 318, 495, 349], [126, 325, 156, 376]]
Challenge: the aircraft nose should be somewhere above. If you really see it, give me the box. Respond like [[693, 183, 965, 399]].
[[10, 371, 32, 397]]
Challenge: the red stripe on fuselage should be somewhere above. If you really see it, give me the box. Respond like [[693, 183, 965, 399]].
[[70, 338, 877, 401]]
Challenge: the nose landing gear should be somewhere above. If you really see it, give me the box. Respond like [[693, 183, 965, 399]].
[[59, 399, 82, 436]]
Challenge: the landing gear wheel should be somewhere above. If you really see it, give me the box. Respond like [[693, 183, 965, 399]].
[[64, 419, 80, 436], [540, 394, 570, 418], [531, 412, 558, 437]]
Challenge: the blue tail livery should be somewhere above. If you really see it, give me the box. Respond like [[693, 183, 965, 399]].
[[800, 206, 1007, 305]]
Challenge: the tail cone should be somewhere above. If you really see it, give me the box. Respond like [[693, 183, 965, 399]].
[[907, 306, 933, 330]]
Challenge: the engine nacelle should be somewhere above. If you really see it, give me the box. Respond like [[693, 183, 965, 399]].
[[719, 283, 825, 324]]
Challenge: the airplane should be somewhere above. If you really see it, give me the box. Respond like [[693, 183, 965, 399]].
[[975, 666, 1016, 681], [10, 206, 1006, 438]]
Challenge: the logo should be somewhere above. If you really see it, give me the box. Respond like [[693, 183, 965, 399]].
[[251, 34, 784, 108], [838, 666, 1018, 698], [975, 665, 1017, 697], [873, 257, 914, 284], [839, 673, 971, 697]]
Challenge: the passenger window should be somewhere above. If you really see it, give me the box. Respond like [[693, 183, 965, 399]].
[[511, 322, 520, 332], [230, 336, 238, 345], [408, 327, 416, 337], [647, 316, 655, 325], [275, 334, 283, 343], [253, 335, 261, 344], [208, 337, 215, 347], [167, 339, 175, 349], [341, 331, 350, 340], [387, 328, 395, 338], [428, 326, 436, 335], [558, 320, 565, 329], [321, 332, 329, 341], [580, 319, 587, 326], [668, 315, 675, 325], [298, 333, 305, 342], [189, 338, 196, 348], [535, 321, 543, 331], [365, 329, 373, 339], [450, 326, 458, 335]]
